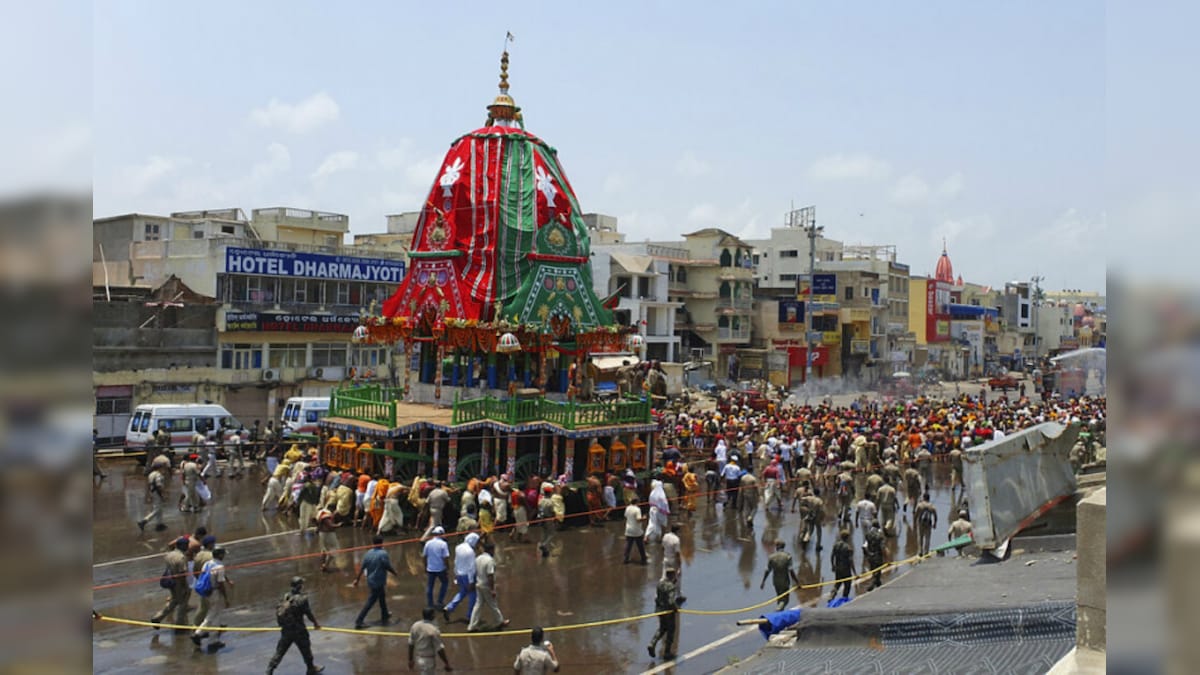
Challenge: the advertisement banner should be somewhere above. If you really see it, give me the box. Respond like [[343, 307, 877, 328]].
[[778, 300, 804, 324], [225, 312, 359, 333], [224, 246, 406, 283], [812, 273, 837, 296], [925, 282, 947, 341]]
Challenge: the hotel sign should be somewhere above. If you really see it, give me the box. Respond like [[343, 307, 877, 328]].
[[224, 246, 406, 283]]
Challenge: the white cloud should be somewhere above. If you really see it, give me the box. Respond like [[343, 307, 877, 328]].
[[890, 174, 930, 204], [404, 157, 442, 190], [1034, 208, 1106, 249], [934, 215, 996, 252], [891, 171, 965, 204], [684, 199, 763, 239], [938, 172, 964, 198], [118, 155, 190, 196], [603, 171, 629, 194], [250, 143, 291, 180], [312, 150, 359, 179], [249, 91, 340, 134], [687, 203, 719, 223], [806, 153, 891, 181], [675, 151, 711, 177], [375, 140, 414, 170]]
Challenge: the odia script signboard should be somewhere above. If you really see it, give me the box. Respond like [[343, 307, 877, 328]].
[[963, 422, 1079, 550]]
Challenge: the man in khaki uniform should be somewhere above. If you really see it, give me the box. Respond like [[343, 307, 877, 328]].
[[914, 493, 938, 556], [513, 626, 559, 674], [151, 537, 191, 627], [876, 482, 898, 537], [408, 607, 452, 674]]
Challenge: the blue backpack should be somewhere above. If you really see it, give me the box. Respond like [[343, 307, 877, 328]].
[[194, 561, 216, 597]]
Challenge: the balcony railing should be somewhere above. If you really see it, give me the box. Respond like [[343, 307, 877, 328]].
[[717, 327, 751, 341], [716, 298, 753, 312], [647, 244, 690, 260]]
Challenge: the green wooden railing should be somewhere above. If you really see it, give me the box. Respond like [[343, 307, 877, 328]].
[[330, 385, 652, 430], [450, 393, 652, 429], [330, 384, 404, 428]]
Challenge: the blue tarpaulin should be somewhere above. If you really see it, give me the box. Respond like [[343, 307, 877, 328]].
[[826, 597, 851, 609], [757, 608, 802, 639]]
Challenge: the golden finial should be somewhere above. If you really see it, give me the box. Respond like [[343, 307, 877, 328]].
[[486, 33, 520, 126], [499, 50, 510, 94]]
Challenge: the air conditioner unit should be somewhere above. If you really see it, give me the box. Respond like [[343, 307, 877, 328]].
[[309, 366, 343, 381], [262, 368, 280, 381]]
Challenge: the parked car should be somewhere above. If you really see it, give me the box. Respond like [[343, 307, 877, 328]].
[[988, 373, 1021, 391]]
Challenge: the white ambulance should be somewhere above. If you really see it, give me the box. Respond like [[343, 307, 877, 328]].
[[281, 397, 330, 438], [125, 403, 241, 456]]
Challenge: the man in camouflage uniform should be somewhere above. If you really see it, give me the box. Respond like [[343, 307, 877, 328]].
[[267, 576, 323, 675], [863, 520, 886, 591], [829, 529, 855, 601], [647, 567, 684, 661]]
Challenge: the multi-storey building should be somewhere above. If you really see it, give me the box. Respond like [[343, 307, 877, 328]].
[[655, 228, 755, 378], [590, 240, 684, 363], [93, 207, 406, 424]]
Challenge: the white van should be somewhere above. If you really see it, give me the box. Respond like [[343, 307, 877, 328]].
[[281, 397, 330, 438], [125, 404, 241, 456]]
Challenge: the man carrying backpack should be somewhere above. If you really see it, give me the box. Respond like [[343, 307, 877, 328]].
[[914, 493, 938, 556], [191, 546, 232, 651], [267, 576, 323, 675]]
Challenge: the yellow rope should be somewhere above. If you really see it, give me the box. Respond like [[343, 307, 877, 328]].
[[93, 609, 669, 638], [94, 552, 937, 634]]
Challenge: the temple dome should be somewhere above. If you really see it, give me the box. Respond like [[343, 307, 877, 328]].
[[934, 242, 955, 284], [382, 50, 611, 333]]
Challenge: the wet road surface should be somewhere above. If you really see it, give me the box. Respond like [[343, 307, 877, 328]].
[[93, 458, 967, 674]]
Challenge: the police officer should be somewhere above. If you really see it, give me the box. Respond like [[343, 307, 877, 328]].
[[863, 520, 886, 591], [829, 529, 855, 601], [647, 568, 684, 661], [760, 541, 800, 611], [267, 576, 323, 675]]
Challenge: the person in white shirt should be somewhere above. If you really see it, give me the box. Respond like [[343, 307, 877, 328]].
[[854, 497, 877, 529], [623, 503, 647, 564], [421, 527, 451, 610], [443, 532, 479, 622], [660, 524, 683, 593]]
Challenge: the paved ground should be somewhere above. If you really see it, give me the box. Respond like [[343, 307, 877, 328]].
[[722, 538, 1079, 674], [92, 453, 972, 674]]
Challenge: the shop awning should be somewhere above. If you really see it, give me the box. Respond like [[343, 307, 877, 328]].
[[610, 252, 654, 276], [590, 354, 641, 372]]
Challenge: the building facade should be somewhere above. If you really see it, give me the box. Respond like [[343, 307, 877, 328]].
[[93, 207, 406, 425]]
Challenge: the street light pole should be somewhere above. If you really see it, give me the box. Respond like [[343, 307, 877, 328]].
[[1030, 275, 1044, 363], [804, 222, 825, 384]]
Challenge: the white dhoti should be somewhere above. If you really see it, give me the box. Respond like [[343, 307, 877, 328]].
[[378, 497, 403, 534]]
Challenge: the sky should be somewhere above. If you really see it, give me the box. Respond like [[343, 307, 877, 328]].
[[74, 2, 1172, 293]]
